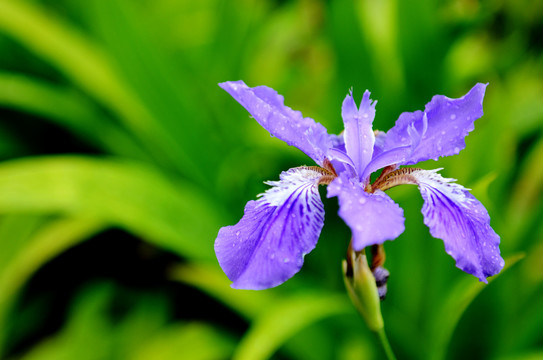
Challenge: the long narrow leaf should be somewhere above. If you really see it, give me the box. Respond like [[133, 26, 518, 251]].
[[0, 216, 106, 355], [88, 0, 218, 181], [131, 323, 235, 360], [0, 156, 224, 261], [171, 262, 276, 320], [0, 72, 146, 158], [426, 253, 525, 360], [0, 0, 200, 177], [233, 293, 351, 360]]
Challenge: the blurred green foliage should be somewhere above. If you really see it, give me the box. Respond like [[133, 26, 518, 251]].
[[0, 0, 542, 359]]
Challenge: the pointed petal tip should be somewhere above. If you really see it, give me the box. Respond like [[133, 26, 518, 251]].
[[219, 80, 332, 164], [361, 89, 372, 102], [467, 82, 488, 101], [342, 91, 356, 107], [219, 80, 244, 89], [359, 90, 377, 115]]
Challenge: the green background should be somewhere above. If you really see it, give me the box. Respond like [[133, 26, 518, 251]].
[[0, 0, 542, 359]]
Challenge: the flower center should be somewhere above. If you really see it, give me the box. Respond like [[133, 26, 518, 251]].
[[299, 158, 338, 185]]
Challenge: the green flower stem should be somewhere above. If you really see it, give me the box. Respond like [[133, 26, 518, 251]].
[[376, 327, 396, 360]]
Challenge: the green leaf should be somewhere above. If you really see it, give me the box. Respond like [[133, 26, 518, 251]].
[[0, 214, 45, 274], [0, 216, 106, 355], [496, 350, 543, 360], [0, 0, 193, 174], [171, 262, 277, 320], [87, 0, 218, 183], [0, 72, 146, 158], [232, 293, 351, 360], [131, 322, 235, 360], [18, 284, 115, 360], [17, 281, 234, 360], [354, 0, 405, 95], [505, 136, 543, 248], [0, 156, 224, 261], [426, 253, 525, 360]]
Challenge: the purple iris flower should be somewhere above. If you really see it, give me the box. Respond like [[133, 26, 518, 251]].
[[215, 80, 504, 290]]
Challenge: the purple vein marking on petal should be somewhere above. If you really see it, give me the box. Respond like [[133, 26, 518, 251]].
[[342, 90, 376, 180], [219, 80, 331, 165], [214, 167, 325, 290], [409, 169, 504, 282]]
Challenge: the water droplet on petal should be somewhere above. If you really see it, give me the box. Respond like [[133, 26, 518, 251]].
[[450, 114, 456, 120], [358, 197, 366, 204]]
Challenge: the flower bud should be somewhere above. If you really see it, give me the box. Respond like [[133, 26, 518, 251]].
[[342, 247, 384, 331]]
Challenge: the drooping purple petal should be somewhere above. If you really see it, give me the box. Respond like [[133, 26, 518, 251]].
[[383, 83, 488, 165], [327, 173, 405, 251], [409, 169, 504, 282], [214, 167, 325, 289], [220, 81, 331, 165], [342, 90, 376, 180]]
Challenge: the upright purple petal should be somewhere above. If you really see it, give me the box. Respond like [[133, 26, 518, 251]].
[[383, 83, 488, 165], [361, 145, 410, 181], [214, 167, 326, 289], [220, 81, 331, 165], [409, 169, 504, 282], [342, 90, 376, 180], [327, 173, 405, 251]]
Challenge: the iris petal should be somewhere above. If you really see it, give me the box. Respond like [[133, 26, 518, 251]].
[[219, 81, 331, 165], [214, 167, 325, 289], [341, 90, 376, 180], [327, 173, 405, 251], [382, 83, 488, 165], [410, 169, 504, 282]]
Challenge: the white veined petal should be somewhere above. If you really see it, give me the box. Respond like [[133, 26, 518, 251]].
[[410, 169, 504, 282], [214, 167, 326, 289]]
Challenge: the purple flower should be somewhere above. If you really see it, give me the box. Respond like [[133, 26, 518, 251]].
[[215, 81, 504, 290]]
